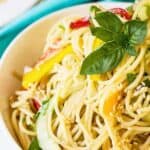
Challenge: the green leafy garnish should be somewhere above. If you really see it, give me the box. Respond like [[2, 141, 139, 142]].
[[90, 5, 102, 14], [80, 12, 147, 75], [34, 99, 49, 120], [126, 45, 137, 56], [143, 79, 150, 87], [28, 137, 41, 150], [80, 41, 124, 74], [126, 5, 133, 14], [127, 73, 137, 84], [124, 20, 147, 46], [58, 24, 65, 30], [95, 12, 123, 34]]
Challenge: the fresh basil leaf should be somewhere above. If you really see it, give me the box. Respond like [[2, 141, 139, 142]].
[[80, 41, 124, 74], [143, 79, 150, 87], [95, 12, 123, 33], [90, 5, 101, 14], [81, 9, 148, 75], [127, 73, 136, 84], [126, 45, 137, 56], [90, 26, 119, 42], [124, 20, 147, 45], [28, 137, 41, 150]]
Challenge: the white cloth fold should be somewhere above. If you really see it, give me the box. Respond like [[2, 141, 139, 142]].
[[0, 0, 38, 27]]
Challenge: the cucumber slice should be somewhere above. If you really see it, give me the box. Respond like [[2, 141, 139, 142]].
[[36, 99, 60, 150]]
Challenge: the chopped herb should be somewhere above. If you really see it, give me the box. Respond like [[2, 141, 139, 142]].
[[143, 79, 150, 87], [127, 73, 137, 84], [42, 99, 49, 105], [34, 99, 50, 120], [34, 112, 40, 120], [28, 137, 41, 150], [126, 5, 134, 14], [80, 12, 147, 75], [58, 24, 65, 30], [22, 117, 26, 123]]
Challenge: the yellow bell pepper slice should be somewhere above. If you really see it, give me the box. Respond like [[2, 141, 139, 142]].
[[22, 38, 103, 88], [22, 45, 73, 88], [102, 88, 121, 117], [90, 75, 100, 81], [93, 38, 103, 50]]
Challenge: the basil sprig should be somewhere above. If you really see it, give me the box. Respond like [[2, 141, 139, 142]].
[[80, 11, 147, 75], [81, 41, 124, 74], [90, 5, 102, 14]]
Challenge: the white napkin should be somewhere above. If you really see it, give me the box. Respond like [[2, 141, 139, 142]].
[[0, 114, 21, 150], [0, 0, 38, 27]]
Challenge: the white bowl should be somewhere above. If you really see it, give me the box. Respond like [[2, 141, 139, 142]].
[[0, 2, 131, 149]]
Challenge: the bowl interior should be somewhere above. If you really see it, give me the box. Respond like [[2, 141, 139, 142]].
[[0, 2, 131, 149]]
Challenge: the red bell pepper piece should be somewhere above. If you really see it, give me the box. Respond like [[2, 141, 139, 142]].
[[33, 99, 41, 111], [110, 8, 132, 20], [70, 17, 90, 29]]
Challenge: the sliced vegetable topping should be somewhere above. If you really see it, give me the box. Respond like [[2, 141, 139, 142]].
[[70, 17, 90, 29], [28, 137, 41, 150], [38, 47, 57, 62], [80, 12, 147, 75], [110, 8, 132, 20], [34, 99, 50, 120], [90, 75, 100, 81], [36, 99, 60, 150], [93, 38, 103, 50], [22, 45, 74, 88], [33, 99, 41, 111], [102, 87, 121, 116]]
